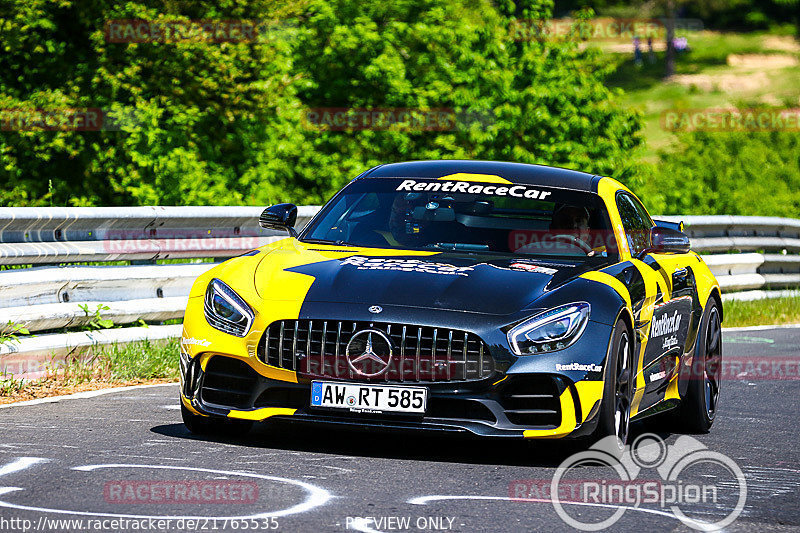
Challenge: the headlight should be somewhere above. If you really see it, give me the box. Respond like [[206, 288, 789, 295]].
[[507, 302, 590, 355], [203, 279, 254, 337]]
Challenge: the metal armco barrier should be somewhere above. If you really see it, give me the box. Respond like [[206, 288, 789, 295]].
[[1, 209, 798, 378], [658, 215, 800, 294], [0, 206, 319, 378], [0, 205, 319, 264]]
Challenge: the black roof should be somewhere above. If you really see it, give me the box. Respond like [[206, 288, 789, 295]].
[[361, 160, 598, 192]]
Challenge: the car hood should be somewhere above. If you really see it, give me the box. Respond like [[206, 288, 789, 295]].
[[254, 245, 596, 316]]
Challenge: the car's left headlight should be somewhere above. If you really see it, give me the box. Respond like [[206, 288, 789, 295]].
[[203, 278, 254, 337], [507, 302, 590, 355]]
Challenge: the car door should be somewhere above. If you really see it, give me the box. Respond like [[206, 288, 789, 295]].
[[615, 192, 697, 410]]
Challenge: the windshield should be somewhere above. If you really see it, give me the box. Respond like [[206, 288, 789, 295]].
[[302, 177, 619, 259]]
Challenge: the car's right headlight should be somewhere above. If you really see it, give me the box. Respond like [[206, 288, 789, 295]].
[[203, 278, 254, 337], [507, 302, 590, 355]]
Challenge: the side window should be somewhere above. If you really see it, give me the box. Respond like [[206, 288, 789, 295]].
[[616, 193, 652, 256], [628, 194, 654, 229]]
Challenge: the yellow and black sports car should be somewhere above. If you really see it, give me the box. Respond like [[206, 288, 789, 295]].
[[179, 160, 722, 447]]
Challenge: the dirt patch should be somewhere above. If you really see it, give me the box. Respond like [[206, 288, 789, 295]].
[[0, 377, 177, 405], [762, 36, 800, 54], [727, 53, 799, 69], [602, 42, 667, 54], [670, 52, 797, 93], [669, 71, 770, 92]]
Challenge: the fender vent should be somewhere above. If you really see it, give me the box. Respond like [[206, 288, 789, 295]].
[[200, 356, 260, 410], [500, 376, 563, 427]]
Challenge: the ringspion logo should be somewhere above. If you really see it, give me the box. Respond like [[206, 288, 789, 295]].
[[543, 434, 746, 530]]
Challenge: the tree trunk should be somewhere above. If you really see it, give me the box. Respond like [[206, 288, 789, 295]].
[[664, 0, 676, 78]]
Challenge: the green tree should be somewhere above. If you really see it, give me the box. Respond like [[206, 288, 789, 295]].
[[1, 0, 644, 207], [1, 0, 306, 206], [640, 130, 800, 216], [287, 0, 644, 201]]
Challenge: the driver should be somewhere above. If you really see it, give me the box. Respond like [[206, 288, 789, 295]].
[[551, 205, 591, 243], [550, 204, 605, 256], [386, 193, 425, 246], [387, 193, 463, 248]]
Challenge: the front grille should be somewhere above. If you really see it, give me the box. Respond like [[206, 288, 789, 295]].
[[258, 320, 494, 383], [201, 356, 260, 409], [500, 377, 562, 427]]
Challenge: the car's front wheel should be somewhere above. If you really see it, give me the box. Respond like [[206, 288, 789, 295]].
[[592, 319, 633, 449], [674, 299, 722, 433], [181, 404, 253, 437]]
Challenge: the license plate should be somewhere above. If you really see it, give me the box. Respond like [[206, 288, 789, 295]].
[[310, 381, 427, 414]]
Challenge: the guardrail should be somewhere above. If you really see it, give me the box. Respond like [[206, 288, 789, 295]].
[[658, 215, 800, 296], [1, 209, 798, 379], [0, 206, 319, 379]]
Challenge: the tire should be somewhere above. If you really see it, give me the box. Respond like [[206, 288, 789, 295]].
[[181, 404, 253, 436], [592, 319, 633, 449], [673, 299, 722, 433]]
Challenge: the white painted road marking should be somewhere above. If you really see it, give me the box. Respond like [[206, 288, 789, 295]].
[[0, 463, 333, 520], [0, 383, 178, 409], [724, 323, 800, 332], [0, 457, 50, 477]]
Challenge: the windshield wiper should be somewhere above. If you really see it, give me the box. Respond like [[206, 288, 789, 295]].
[[429, 243, 490, 252], [300, 238, 358, 247]]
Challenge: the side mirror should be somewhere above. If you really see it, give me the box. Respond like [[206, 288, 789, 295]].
[[652, 218, 684, 233], [638, 226, 691, 258], [259, 203, 298, 237]]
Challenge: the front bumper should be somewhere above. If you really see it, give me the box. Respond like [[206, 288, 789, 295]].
[[180, 351, 605, 439], [180, 295, 609, 439]]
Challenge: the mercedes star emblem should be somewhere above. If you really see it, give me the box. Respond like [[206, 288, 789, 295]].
[[346, 329, 393, 377]]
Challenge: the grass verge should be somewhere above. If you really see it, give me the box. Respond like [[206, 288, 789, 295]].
[[723, 295, 800, 328], [0, 339, 179, 405], [603, 31, 800, 161]]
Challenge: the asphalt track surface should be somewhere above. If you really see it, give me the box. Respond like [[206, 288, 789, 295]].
[[0, 326, 798, 533]]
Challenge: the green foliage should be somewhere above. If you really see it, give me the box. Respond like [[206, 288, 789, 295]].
[[0, 321, 30, 345], [40, 340, 178, 387], [1, 0, 644, 207], [640, 129, 800, 216], [78, 304, 115, 330], [723, 294, 800, 328], [1, 321, 30, 395], [105, 340, 179, 380], [1, 0, 306, 207], [0, 372, 25, 396]]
